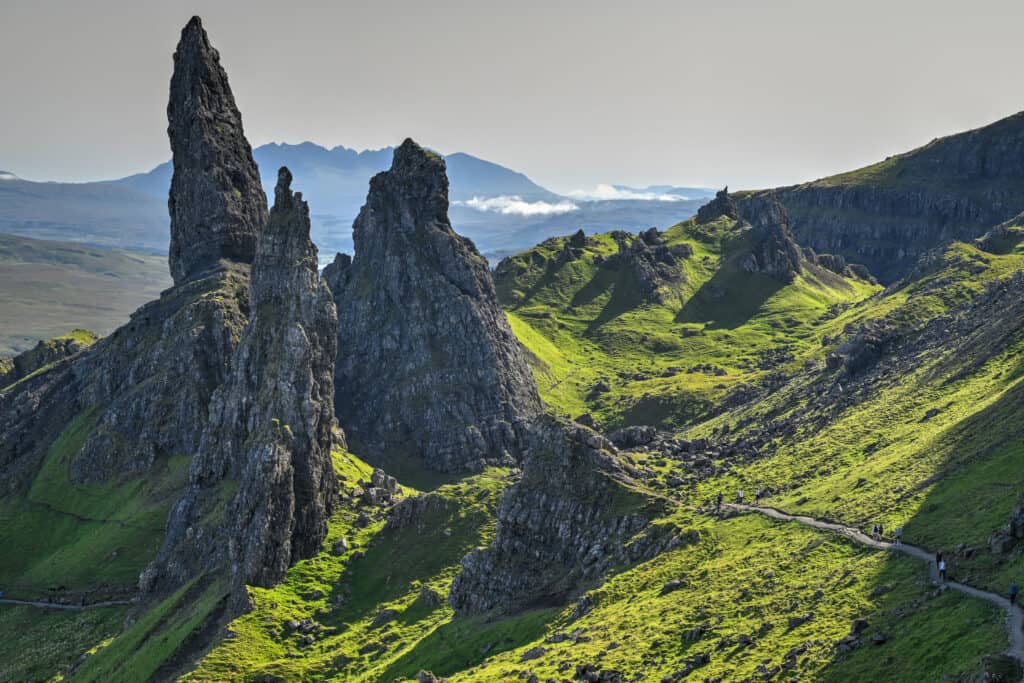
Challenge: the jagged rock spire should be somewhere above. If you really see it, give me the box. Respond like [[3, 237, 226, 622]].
[[696, 186, 740, 224], [330, 138, 543, 472], [151, 166, 339, 591], [167, 16, 266, 284]]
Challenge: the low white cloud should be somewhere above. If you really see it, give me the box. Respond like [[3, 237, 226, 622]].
[[567, 184, 685, 202], [0, 172, 17, 181], [457, 195, 578, 216]]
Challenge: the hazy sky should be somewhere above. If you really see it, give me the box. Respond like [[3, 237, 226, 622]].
[[2, 0, 1022, 193]]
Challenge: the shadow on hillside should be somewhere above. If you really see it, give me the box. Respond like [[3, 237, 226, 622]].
[[818, 339, 1024, 678], [376, 608, 557, 680], [585, 268, 645, 333], [675, 267, 784, 329]]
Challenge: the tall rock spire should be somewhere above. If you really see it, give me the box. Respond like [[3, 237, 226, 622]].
[[150, 167, 340, 591], [329, 138, 543, 472], [167, 16, 266, 284]]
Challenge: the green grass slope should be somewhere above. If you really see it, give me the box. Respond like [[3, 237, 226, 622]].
[[496, 217, 878, 430], [687, 239, 1024, 602]]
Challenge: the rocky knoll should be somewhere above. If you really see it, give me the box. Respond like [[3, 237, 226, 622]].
[[738, 110, 1024, 283], [737, 193, 804, 283], [149, 168, 339, 592], [695, 186, 740, 224], [327, 139, 543, 472], [167, 16, 266, 285], [603, 228, 692, 303], [449, 417, 676, 615], [0, 330, 96, 389]]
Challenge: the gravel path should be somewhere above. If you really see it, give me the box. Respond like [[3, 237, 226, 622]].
[[726, 503, 1024, 662]]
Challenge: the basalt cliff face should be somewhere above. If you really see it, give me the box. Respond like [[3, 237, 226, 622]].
[[327, 139, 543, 472], [739, 110, 1024, 283]]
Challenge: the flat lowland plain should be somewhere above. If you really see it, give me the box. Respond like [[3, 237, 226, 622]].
[[0, 233, 170, 355]]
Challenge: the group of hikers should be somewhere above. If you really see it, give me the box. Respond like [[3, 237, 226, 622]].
[[712, 492, 1024, 611], [870, 522, 903, 546], [713, 488, 768, 512], [928, 553, 1020, 612]]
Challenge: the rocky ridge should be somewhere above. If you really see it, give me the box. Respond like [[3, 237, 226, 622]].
[[0, 330, 96, 389], [738, 110, 1024, 283], [327, 139, 543, 472]]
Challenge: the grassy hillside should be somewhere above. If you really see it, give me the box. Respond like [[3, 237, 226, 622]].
[[496, 216, 878, 430], [6, 218, 1024, 681], [0, 234, 170, 355]]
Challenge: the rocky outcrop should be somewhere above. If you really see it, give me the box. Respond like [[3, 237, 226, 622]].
[[167, 16, 266, 285], [149, 168, 339, 591], [3, 18, 340, 603], [738, 110, 1024, 283], [695, 186, 740, 224], [0, 330, 96, 389], [604, 229, 691, 303], [449, 417, 676, 615], [67, 18, 264, 483], [330, 139, 543, 472], [734, 194, 803, 283]]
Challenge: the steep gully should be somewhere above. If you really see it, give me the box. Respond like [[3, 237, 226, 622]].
[[725, 503, 1024, 662]]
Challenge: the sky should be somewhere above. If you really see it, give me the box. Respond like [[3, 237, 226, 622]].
[[2, 0, 1023, 193]]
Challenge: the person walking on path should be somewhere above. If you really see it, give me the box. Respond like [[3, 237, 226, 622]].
[[939, 558, 948, 583], [872, 524, 879, 541], [894, 527, 903, 546], [737, 489, 745, 504], [878, 522, 884, 541], [715, 492, 724, 513], [1011, 582, 1019, 607]]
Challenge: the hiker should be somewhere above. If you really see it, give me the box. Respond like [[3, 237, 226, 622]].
[[871, 524, 879, 541], [935, 551, 943, 567], [938, 558, 947, 582], [737, 489, 745, 504], [1011, 582, 1019, 607], [878, 522, 884, 541], [755, 488, 764, 502], [894, 527, 903, 546], [715, 492, 724, 513]]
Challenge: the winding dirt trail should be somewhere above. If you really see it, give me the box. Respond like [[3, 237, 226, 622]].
[[725, 503, 1024, 662], [0, 597, 131, 611]]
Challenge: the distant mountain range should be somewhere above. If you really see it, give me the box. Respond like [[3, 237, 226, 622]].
[[0, 144, 714, 263]]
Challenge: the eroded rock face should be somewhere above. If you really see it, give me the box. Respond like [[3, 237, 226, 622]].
[[0, 331, 96, 389], [696, 186, 740, 224], [68, 17, 264, 483], [150, 168, 339, 591], [330, 139, 543, 472], [448, 417, 674, 615], [167, 16, 266, 285], [2, 18, 340, 602], [738, 110, 1024, 283], [740, 194, 804, 282]]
